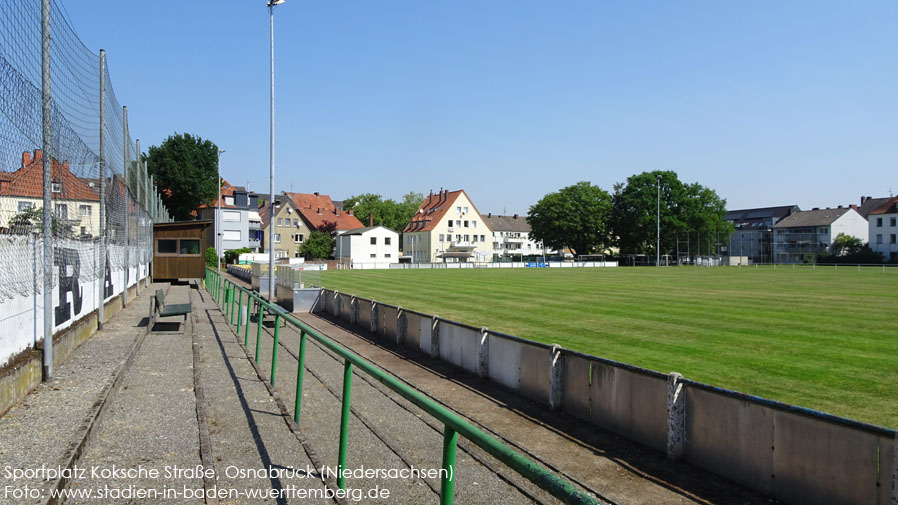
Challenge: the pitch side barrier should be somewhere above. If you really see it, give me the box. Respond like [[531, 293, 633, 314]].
[[313, 286, 898, 505], [204, 268, 600, 505]]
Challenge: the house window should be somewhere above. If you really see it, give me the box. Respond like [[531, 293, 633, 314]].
[[223, 211, 240, 222], [294, 219, 300, 227], [480, 234, 485, 242], [877, 218, 883, 227], [370, 237, 377, 245], [472, 220, 477, 228], [80, 226, 86, 236], [277, 218, 283, 227], [385, 237, 391, 245], [385, 253, 391, 258], [370, 253, 376, 258], [51, 182, 61, 193], [79, 205, 92, 217], [275, 233, 281, 243], [473, 235, 478, 243], [457, 206, 461, 213], [464, 206, 469, 213], [294, 233, 303, 243], [892, 234, 897, 244], [456, 234, 461, 242], [464, 220, 469, 227], [18, 201, 33, 212], [156, 238, 201, 257], [892, 218, 897, 227], [464, 234, 470, 241], [439, 234, 444, 241], [876, 234, 883, 244], [456, 220, 461, 227], [55, 204, 68, 219], [222, 230, 240, 241], [224, 196, 234, 205]]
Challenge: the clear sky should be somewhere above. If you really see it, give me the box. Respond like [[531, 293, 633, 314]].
[[63, 0, 897, 214]]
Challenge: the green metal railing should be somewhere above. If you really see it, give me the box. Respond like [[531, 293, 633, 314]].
[[204, 268, 599, 505]]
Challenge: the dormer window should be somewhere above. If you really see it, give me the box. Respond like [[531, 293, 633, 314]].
[[51, 182, 61, 193]]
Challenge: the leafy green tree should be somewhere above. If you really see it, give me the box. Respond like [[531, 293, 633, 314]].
[[146, 133, 220, 221], [299, 222, 337, 259], [527, 181, 612, 256], [343, 191, 424, 233], [612, 171, 731, 258], [831, 233, 865, 257], [224, 247, 253, 265], [205, 247, 218, 268], [7, 206, 72, 237]]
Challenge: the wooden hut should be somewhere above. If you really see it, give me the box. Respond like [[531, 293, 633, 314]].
[[153, 220, 214, 280]]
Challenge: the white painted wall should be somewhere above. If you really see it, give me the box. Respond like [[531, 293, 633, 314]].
[[831, 209, 869, 246], [338, 227, 399, 268], [869, 211, 898, 261]]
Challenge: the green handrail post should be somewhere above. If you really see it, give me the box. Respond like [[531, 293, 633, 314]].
[[230, 284, 237, 326], [255, 303, 264, 363], [293, 330, 306, 424], [236, 290, 244, 333], [224, 282, 230, 317], [270, 315, 281, 386], [441, 426, 458, 505], [244, 297, 252, 347], [337, 360, 353, 489]]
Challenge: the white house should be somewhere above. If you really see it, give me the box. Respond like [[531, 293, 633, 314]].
[[772, 206, 868, 263], [482, 213, 554, 261], [336, 226, 399, 269], [868, 196, 898, 262]]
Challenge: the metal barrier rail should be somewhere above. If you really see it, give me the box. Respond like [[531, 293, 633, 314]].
[[204, 268, 599, 505]]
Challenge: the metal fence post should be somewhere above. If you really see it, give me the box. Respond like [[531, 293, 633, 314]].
[[440, 426, 458, 505], [255, 304, 264, 363], [230, 285, 237, 326], [98, 49, 106, 330], [294, 330, 307, 424], [270, 315, 280, 386], [40, 0, 53, 380], [337, 360, 353, 489], [236, 290, 244, 333], [244, 297, 252, 347], [122, 105, 129, 309]]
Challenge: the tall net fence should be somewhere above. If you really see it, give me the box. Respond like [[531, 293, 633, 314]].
[[0, 0, 170, 366]]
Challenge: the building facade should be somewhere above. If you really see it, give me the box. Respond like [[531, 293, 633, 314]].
[[196, 180, 261, 256], [0, 150, 100, 237], [259, 195, 310, 260], [724, 205, 799, 264], [868, 196, 898, 262], [482, 213, 553, 260], [336, 226, 399, 268], [772, 207, 868, 263], [403, 189, 493, 263]]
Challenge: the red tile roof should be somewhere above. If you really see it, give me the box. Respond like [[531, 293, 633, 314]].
[[403, 189, 490, 233], [197, 178, 239, 210], [285, 191, 364, 231], [869, 196, 898, 216], [0, 150, 99, 201]]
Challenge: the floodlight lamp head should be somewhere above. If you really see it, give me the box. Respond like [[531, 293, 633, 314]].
[[266, 0, 285, 6]]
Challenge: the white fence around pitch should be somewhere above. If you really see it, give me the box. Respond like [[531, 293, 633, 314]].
[[314, 289, 897, 505], [388, 261, 618, 269]]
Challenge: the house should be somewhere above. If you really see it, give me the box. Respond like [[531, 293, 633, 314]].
[[772, 206, 868, 263], [868, 196, 898, 262], [284, 191, 364, 233], [0, 150, 100, 237], [402, 189, 493, 263], [335, 225, 399, 269], [857, 196, 892, 220], [259, 195, 307, 260], [482, 213, 553, 261], [196, 179, 261, 256], [724, 205, 799, 264]]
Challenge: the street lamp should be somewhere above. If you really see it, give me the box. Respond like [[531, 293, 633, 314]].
[[217, 148, 225, 276], [267, 0, 284, 301], [656, 174, 661, 267]]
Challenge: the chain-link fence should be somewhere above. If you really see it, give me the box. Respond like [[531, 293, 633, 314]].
[[0, 0, 170, 368]]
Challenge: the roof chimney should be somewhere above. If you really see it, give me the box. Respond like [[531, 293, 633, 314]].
[[513, 214, 518, 219], [850, 204, 858, 211], [488, 212, 491, 218], [837, 205, 843, 209], [813, 207, 820, 211], [369, 212, 373, 227], [22, 151, 31, 167], [348, 209, 353, 216], [314, 191, 319, 197], [317, 207, 321, 214]]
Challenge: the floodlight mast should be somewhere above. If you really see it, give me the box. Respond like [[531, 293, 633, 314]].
[[267, 0, 284, 300], [656, 174, 661, 267]]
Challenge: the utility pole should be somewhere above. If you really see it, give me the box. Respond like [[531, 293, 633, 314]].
[[40, 0, 53, 379], [267, 0, 285, 301]]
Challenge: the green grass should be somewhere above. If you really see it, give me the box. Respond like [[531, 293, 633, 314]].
[[322, 266, 898, 428]]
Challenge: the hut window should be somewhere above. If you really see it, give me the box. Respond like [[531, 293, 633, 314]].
[[179, 240, 200, 255], [157, 239, 177, 254]]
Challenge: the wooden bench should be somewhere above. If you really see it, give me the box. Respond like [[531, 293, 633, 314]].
[[148, 288, 192, 334]]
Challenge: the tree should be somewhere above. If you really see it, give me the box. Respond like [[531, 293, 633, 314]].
[[611, 171, 731, 258], [527, 181, 612, 256], [342, 191, 424, 233], [831, 233, 865, 257], [299, 222, 337, 259], [146, 133, 220, 221]]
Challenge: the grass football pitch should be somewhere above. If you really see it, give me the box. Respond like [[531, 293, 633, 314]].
[[321, 266, 898, 428]]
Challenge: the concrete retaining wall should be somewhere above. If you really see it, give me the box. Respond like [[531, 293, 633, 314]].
[[317, 289, 897, 505]]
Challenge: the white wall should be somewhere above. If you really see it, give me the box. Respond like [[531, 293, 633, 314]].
[[869, 211, 898, 261], [831, 209, 869, 246], [340, 227, 398, 267], [0, 237, 148, 367]]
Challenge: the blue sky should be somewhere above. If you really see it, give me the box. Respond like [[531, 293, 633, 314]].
[[64, 1, 897, 214]]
